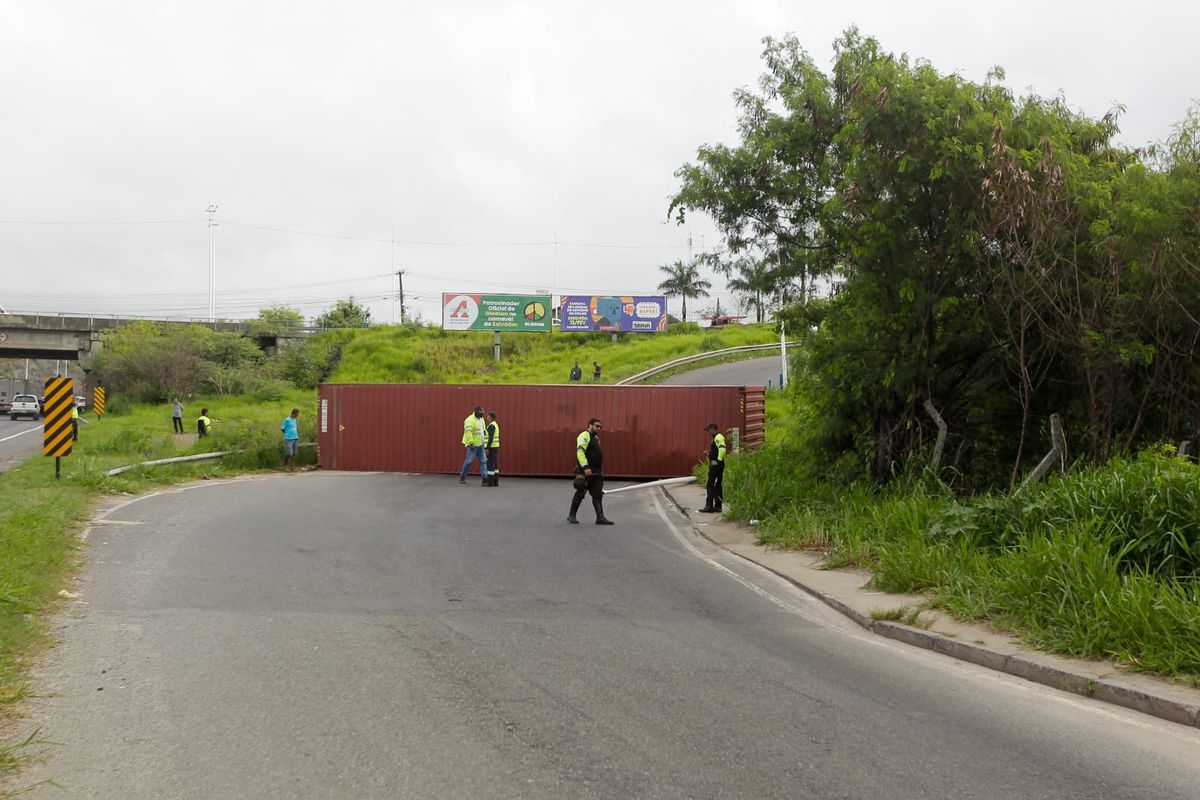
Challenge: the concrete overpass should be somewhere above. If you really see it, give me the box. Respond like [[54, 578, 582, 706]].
[[0, 313, 307, 362]]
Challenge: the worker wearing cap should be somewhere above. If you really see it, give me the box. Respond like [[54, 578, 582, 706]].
[[484, 411, 501, 487], [458, 406, 487, 485], [698, 423, 726, 513]]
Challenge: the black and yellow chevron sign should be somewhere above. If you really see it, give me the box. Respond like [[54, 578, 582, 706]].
[[43, 377, 75, 458], [93, 386, 106, 416]]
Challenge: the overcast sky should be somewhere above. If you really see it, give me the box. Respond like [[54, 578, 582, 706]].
[[2, 0, 1197, 324]]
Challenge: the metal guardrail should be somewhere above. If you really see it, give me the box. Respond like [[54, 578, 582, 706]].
[[104, 442, 317, 477], [616, 342, 797, 385]]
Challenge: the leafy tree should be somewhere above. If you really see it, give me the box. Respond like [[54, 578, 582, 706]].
[[95, 322, 275, 401], [251, 305, 305, 336], [95, 322, 215, 401], [656, 260, 711, 322], [672, 29, 1200, 486], [315, 297, 371, 329]]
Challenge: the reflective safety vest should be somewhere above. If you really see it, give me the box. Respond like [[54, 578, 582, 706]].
[[710, 432, 727, 463], [485, 420, 500, 449], [197, 415, 211, 434], [576, 429, 603, 471], [462, 413, 483, 446]]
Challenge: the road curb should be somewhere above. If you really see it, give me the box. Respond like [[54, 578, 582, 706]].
[[661, 485, 1200, 730]]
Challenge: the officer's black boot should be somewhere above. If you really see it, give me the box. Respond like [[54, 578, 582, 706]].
[[568, 496, 583, 524], [594, 497, 614, 525]]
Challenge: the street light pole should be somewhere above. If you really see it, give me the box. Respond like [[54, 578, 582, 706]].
[[206, 202, 219, 322]]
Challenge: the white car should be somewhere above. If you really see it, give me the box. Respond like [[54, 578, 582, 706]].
[[10, 394, 41, 420]]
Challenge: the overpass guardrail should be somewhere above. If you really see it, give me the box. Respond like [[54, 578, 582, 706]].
[[616, 342, 797, 386]]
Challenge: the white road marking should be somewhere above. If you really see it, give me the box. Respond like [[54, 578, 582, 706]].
[[648, 490, 835, 623], [0, 425, 40, 443]]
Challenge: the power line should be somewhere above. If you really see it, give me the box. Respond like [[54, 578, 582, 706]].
[[0, 214, 709, 250], [0, 219, 204, 225], [217, 219, 696, 250]]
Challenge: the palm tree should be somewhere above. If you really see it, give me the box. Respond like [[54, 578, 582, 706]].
[[725, 258, 776, 323], [656, 260, 711, 322]]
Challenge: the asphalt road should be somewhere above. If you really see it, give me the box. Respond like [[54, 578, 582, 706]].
[[0, 415, 43, 473], [661, 355, 784, 387], [12, 473, 1200, 799]]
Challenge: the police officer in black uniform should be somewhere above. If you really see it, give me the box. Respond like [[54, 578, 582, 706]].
[[568, 417, 614, 525]]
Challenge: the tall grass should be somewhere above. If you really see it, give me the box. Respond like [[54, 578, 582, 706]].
[[730, 392, 1200, 679], [330, 323, 779, 384]]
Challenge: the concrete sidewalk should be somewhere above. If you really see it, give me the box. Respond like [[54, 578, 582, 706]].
[[661, 481, 1200, 729]]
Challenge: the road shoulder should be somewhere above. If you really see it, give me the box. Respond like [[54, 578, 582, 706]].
[[661, 481, 1200, 729]]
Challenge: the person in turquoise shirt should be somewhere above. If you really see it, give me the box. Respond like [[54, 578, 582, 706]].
[[281, 407, 300, 472]]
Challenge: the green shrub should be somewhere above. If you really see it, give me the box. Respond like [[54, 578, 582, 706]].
[[729, 392, 1200, 678], [250, 379, 291, 402], [103, 393, 134, 416], [667, 322, 702, 336]]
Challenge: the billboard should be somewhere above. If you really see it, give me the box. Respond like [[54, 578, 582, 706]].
[[560, 295, 668, 333], [441, 293, 551, 332]]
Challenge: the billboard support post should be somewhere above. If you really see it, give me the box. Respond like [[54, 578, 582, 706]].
[[493, 331, 501, 363]]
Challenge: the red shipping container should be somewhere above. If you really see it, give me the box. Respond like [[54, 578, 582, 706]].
[[317, 384, 765, 478]]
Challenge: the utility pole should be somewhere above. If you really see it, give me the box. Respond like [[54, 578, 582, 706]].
[[397, 270, 407, 324], [206, 201, 219, 322]]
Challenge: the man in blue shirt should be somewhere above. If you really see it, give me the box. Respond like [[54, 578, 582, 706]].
[[281, 407, 300, 472]]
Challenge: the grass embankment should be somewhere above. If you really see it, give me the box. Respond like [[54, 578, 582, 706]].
[[726, 393, 1200, 681], [330, 323, 778, 384], [0, 392, 317, 752]]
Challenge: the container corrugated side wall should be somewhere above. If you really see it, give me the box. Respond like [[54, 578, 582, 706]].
[[317, 384, 764, 478]]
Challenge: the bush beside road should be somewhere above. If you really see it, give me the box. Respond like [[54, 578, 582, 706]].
[[723, 393, 1200, 683]]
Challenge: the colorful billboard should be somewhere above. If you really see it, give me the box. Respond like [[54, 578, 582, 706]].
[[560, 295, 668, 333], [441, 293, 551, 332]]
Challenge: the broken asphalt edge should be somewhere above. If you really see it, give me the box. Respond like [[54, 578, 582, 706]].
[[658, 485, 1200, 730]]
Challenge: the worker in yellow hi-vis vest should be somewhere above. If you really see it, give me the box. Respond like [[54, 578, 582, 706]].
[[698, 422, 727, 514], [484, 411, 500, 487], [458, 406, 486, 485], [568, 417, 613, 525]]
